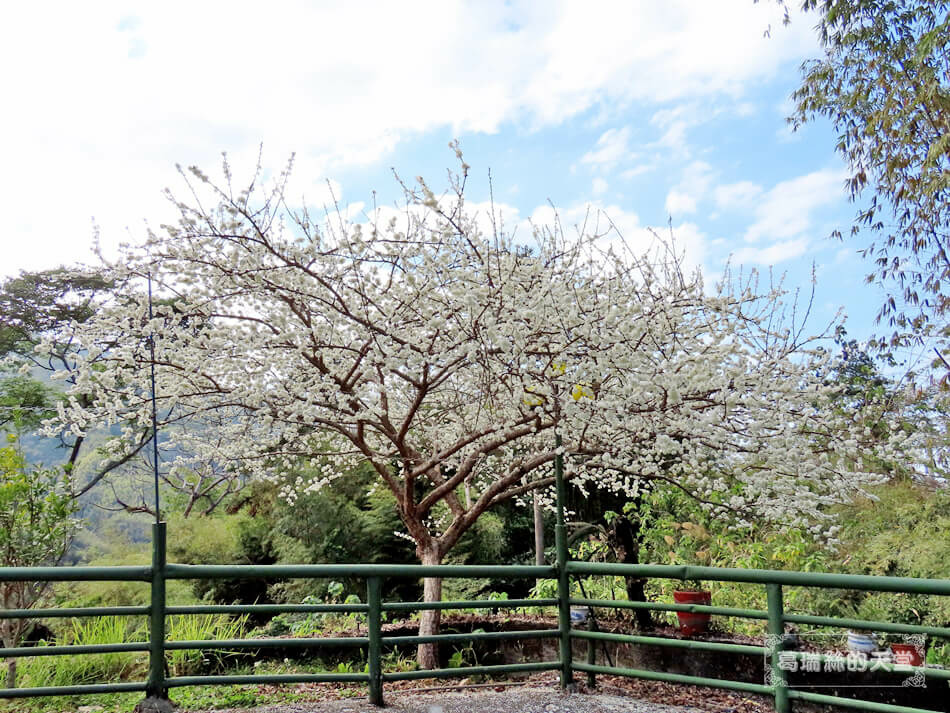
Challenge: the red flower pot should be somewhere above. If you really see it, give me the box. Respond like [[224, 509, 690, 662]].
[[890, 643, 924, 667], [673, 590, 711, 635]]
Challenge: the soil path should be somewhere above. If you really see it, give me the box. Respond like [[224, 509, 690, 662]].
[[184, 687, 706, 713]]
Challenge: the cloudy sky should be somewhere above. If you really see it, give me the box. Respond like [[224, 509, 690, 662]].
[[0, 1, 899, 354]]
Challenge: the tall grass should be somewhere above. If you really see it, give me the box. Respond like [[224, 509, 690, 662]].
[[166, 614, 247, 676], [16, 613, 246, 688], [17, 617, 147, 687]]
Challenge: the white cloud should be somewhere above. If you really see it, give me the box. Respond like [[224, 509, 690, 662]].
[[0, 0, 815, 276], [743, 169, 847, 243], [620, 165, 653, 180], [582, 128, 633, 168], [525, 1, 812, 123], [592, 177, 609, 195], [735, 102, 756, 117], [714, 181, 763, 210], [651, 105, 704, 156], [648, 100, 753, 158], [664, 161, 715, 216], [732, 238, 810, 266], [665, 190, 697, 215]]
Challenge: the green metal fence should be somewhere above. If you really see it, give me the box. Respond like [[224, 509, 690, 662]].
[[568, 562, 950, 713], [1, 522, 948, 712]]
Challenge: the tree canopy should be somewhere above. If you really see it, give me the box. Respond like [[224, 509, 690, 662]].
[[787, 0, 950, 351], [46, 155, 912, 554], [0, 267, 114, 370], [0, 267, 116, 475]]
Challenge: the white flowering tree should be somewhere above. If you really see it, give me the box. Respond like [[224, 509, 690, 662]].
[[47, 154, 908, 667]]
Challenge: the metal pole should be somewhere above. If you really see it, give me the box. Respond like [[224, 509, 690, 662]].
[[145, 276, 168, 704], [586, 616, 597, 689], [575, 577, 612, 689], [554, 434, 573, 691], [146, 521, 167, 699], [367, 576, 383, 706], [147, 274, 161, 523], [766, 583, 789, 713]]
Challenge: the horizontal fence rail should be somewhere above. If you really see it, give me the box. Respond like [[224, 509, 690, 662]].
[[164, 563, 557, 579], [0, 566, 151, 582], [0, 521, 948, 712], [566, 562, 950, 595], [0, 605, 150, 619], [571, 596, 771, 620]]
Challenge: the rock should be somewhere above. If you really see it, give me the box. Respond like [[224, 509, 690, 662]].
[[132, 697, 177, 713]]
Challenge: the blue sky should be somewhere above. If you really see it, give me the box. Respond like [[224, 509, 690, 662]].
[[0, 1, 908, 363]]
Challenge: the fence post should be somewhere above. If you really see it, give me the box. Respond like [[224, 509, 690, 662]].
[[146, 521, 167, 700], [553, 439, 573, 691], [766, 583, 790, 713], [585, 616, 597, 689], [367, 576, 383, 706]]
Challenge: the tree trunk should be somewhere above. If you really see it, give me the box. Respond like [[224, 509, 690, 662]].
[[1, 617, 19, 688], [611, 511, 653, 631], [417, 547, 443, 669], [533, 491, 545, 566]]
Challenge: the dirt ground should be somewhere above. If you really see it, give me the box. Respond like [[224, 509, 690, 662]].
[[193, 687, 702, 712], [181, 674, 775, 713]]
